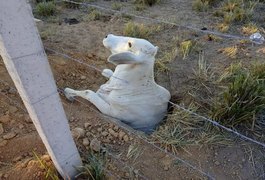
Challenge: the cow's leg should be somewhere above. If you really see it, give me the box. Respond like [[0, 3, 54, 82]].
[[102, 69, 113, 79], [64, 88, 111, 115]]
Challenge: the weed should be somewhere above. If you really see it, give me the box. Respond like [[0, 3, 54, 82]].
[[216, 0, 258, 25], [152, 104, 231, 152], [193, 53, 213, 81], [156, 47, 178, 72], [212, 63, 265, 128], [76, 151, 105, 180], [84, 10, 102, 21], [219, 45, 238, 58], [206, 34, 222, 41], [127, 144, 143, 162], [40, 25, 58, 40], [35, 1, 56, 17], [134, 0, 159, 6], [111, 2, 122, 11], [33, 152, 59, 180], [155, 36, 179, 73], [217, 23, 230, 32], [180, 40, 196, 60], [188, 53, 218, 112], [135, 4, 146, 11], [192, 0, 210, 12], [241, 23, 259, 35], [123, 22, 161, 39]]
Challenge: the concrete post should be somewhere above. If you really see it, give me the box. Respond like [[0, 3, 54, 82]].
[[0, 0, 82, 178]]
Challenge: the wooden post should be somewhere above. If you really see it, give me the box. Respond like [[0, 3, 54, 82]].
[[0, 0, 82, 178]]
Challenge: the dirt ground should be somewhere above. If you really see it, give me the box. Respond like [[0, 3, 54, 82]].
[[1, 0, 265, 179]]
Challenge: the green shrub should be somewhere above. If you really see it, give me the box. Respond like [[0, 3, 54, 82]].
[[134, 0, 159, 6], [212, 63, 265, 128], [36, 1, 56, 17], [123, 22, 160, 39]]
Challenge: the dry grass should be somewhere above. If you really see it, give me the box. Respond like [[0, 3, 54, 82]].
[[180, 40, 198, 60], [126, 144, 144, 163], [219, 45, 238, 58], [241, 23, 259, 35], [134, 0, 159, 6], [111, 2, 122, 11], [76, 151, 106, 180], [155, 36, 179, 73], [34, 153, 59, 180], [152, 104, 232, 153], [35, 1, 57, 17], [211, 63, 265, 129], [123, 22, 161, 39], [83, 9, 102, 21], [213, 0, 258, 25]]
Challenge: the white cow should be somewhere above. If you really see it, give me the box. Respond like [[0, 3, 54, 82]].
[[64, 34, 171, 133]]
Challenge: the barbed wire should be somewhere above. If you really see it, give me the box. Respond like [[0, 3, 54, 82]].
[[45, 47, 265, 149], [45, 48, 129, 84], [61, 0, 265, 44]]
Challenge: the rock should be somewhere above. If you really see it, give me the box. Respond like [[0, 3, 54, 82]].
[[18, 124, 24, 129], [108, 128, 118, 138], [72, 128, 85, 139], [24, 115, 32, 123], [90, 138, 101, 152], [0, 139, 7, 147], [82, 138, 90, 146], [113, 125, 119, 131], [42, 155, 51, 162], [214, 161, 220, 166], [0, 124, 4, 135], [3, 174, 9, 178], [118, 131, 125, 140], [13, 156, 22, 162], [3, 132, 16, 140], [163, 166, 169, 171], [55, 57, 67, 66], [109, 123, 114, 128], [0, 114, 10, 123], [9, 106, 18, 113], [101, 131, 108, 137], [123, 135, 129, 142], [97, 127, 102, 132], [84, 122, 91, 129], [80, 75, 86, 80], [124, 172, 130, 177]]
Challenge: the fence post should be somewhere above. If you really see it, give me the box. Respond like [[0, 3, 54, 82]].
[[0, 0, 82, 178]]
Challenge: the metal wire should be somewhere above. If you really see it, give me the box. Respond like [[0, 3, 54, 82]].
[[57, 89, 215, 179], [168, 101, 265, 149], [61, 0, 264, 44], [45, 47, 129, 84]]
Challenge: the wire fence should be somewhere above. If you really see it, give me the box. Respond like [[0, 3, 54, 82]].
[[1, 46, 265, 178], [46, 48, 265, 149], [61, 0, 265, 45]]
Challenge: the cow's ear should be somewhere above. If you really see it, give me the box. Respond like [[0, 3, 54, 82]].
[[108, 51, 143, 65]]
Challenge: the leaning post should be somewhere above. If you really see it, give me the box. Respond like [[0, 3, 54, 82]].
[[0, 0, 82, 178]]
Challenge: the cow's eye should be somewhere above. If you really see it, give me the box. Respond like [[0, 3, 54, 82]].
[[128, 42, 132, 48]]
